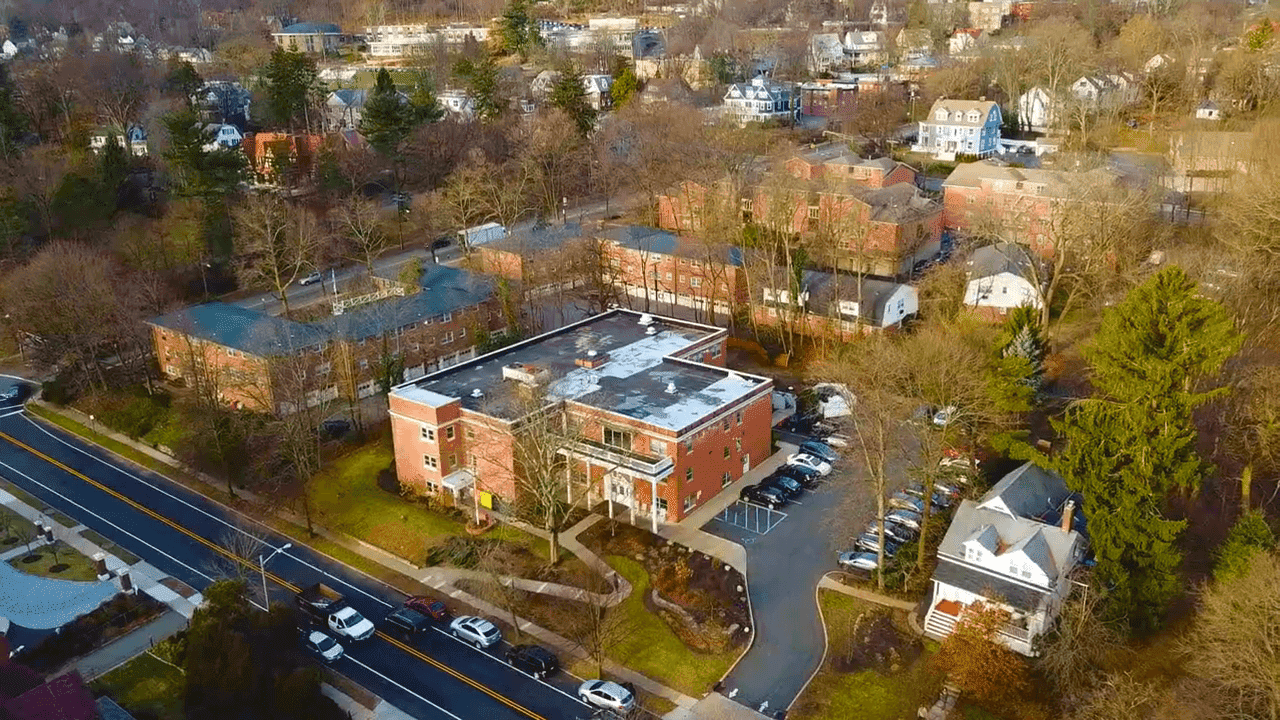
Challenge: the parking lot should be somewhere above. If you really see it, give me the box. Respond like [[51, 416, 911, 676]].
[[706, 438, 867, 716]]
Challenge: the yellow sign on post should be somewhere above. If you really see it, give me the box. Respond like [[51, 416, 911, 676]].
[[479, 490, 493, 510]]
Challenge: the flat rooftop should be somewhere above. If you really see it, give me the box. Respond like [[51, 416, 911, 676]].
[[392, 310, 769, 432]]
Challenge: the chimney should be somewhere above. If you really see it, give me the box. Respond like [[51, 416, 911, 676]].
[[979, 95, 986, 102], [1061, 499, 1075, 533], [575, 351, 610, 369]]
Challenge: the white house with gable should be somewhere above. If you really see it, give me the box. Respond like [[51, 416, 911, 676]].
[[723, 76, 797, 124], [923, 462, 1089, 656], [963, 242, 1043, 319], [914, 98, 1002, 159]]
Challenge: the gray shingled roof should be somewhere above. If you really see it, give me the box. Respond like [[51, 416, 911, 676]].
[[967, 242, 1036, 280], [600, 225, 743, 266], [788, 270, 911, 325], [932, 557, 1047, 611], [978, 462, 1071, 524], [488, 222, 584, 254], [151, 264, 491, 356]]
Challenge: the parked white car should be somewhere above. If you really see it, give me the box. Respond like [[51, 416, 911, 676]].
[[450, 615, 502, 648], [578, 679, 635, 713], [932, 405, 957, 427], [328, 606, 376, 642], [787, 452, 832, 476], [298, 270, 323, 286], [837, 551, 879, 572]]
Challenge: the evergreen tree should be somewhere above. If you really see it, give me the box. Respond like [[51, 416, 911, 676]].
[[163, 110, 246, 197], [407, 71, 445, 125], [1088, 266, 1240, 410], [453, 55, 503, 122], [499, 0, 541, 59], [1214, 510, 1275, 581], [166, 60, 205, 106], [359, 69, 411, 155], [264, 47, 320, 131], [549, 64, 597, 136], [610, 65, 640, 108], [0, 64, 27, 160], [1050, 402, 1187, 631]]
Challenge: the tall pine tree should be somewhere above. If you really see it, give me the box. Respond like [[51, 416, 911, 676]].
[[498, 0, 541, 59], [407, 70, 445, 125], [264, 47, 319, 132], [453, 55, 503, 122], [549, 64, 596, 136], [359, 69, 411, 155], [1051, 266, 1239, 629]]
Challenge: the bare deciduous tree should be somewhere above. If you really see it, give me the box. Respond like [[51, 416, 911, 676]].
[[336, 195, 391, 273], [233, 194, 323, 317]]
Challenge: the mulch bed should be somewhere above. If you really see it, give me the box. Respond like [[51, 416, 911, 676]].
[[579, 517, 751, 650], [831, 609, 923, 674]]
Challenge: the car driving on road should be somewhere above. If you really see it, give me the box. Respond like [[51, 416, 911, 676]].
[[302, 629, 344, 663], [450, 615, 502, 648], [298, 270, 323, 286]]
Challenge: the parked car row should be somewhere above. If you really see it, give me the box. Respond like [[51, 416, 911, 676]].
[[739, 442, 840, 510], [837, 509, 925, 573]]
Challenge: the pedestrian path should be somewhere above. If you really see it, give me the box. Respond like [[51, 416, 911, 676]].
[[67, 609, 189, 680], [817, 574, 917, 612]]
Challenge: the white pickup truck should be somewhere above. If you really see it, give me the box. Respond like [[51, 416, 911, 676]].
[[295, 583, 375, 642]]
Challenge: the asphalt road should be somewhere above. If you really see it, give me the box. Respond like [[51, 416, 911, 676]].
[[0, 406, 592, 720]]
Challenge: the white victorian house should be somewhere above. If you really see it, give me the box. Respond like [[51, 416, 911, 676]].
[[914, 98, 1002, 160], [963, 242, 1042, 319], [723, 76, 797, 124], [924, 463, 1089, 656], [201, 123, 244, 151]]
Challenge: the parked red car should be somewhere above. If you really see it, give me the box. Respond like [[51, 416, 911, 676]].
[[405, 596, 450, 621]]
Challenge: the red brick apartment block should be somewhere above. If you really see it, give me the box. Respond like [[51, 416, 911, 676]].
[[389, 309, 774, 529]]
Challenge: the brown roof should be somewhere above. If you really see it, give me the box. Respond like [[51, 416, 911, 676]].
[[3, 672, 98, 720]]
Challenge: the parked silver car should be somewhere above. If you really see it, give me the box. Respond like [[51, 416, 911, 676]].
[[578, 679, 635, 713], [837, 551, 879, 572]]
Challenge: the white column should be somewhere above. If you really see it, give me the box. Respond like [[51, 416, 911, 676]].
[[650, 479, 659, 533]]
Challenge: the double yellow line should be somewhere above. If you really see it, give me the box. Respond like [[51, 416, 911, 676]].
[[0, 429, 547, 720]]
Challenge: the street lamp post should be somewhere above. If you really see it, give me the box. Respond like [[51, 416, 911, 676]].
[[258, 542, 292, 606]]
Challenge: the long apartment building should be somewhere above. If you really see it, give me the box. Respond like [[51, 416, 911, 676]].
[[149, 264, 500, 413], [388, 310, 773, 530]]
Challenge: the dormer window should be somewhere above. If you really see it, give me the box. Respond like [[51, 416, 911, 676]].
[[967, 111, 980, 123], [935, 109, 948, 121]]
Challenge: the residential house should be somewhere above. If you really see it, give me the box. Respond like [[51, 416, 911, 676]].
[[1195, 99, 1221, 121], [150, 263, 502, 413], [2, 671, 99, 720], [913, 98, 1003, 160], [722, 76, 797, 124], [810, 33, 846, 74], [325, 89, 369, 131], [1, 39, 18, 59], [388, 309, 773, 527], [963, 242, 1042, 319], [438, 24, 490, 46], [196, 80, 252, 126], [799, 78, 859, 117], [599, 225, 745, 322], [201, 123, 244, 151], [1017, 87, 1055, 133], [949, 28, 986, 56], [632, 30, 666, 63], [869, 0, 890, 27], [531, 70, 562, 100], [88, 124, 148, 156], [845, 31, 888, 67], [755, 269, 918, 338], [438, 91, 477, 121], [639, 77, 698, 107], [583, 74, 614, 111], [895, 28, 932, 60], [923, 462, 1088, 656], [242, 132, 325, 183], [941, 160, 1067, 250], [272, 22, 343, 54]]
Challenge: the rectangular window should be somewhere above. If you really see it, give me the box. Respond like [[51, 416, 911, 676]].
[[466, 427, 475, 440], [650, 438, 666, 455], [722, 471, 732, 487], [666, 272, 673, 281], [735, 438, 742, 451], [690, 277, 702, 288], [426, 481, 440, 494], [440, 312, 453, 323], [685, 467, 693, 482], [712, 346, 722, 358], [684, 495, 695, 511], [656, 497, 668, 511], [459, 327, 467, 337], [684, 438, 693, 452], [722, 418, 730, 431], [604, 427, 633, 450], [445, 426, 455, 440], [448, 452, 456, 470], [442, 331, 454, 344], [424, 454, 438, 469], [723, 446, 730, 459], [359, 359, 369, 370], [735, 410, 743, 425], [421, 426, 435, 441], [808, 206, 820, 220]]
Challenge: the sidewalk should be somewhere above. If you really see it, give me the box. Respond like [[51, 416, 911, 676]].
[[30, 403, 700, 712], [67, 609, 189, 680], [656, 442, 798, 575], [817, 574, 917, 612]]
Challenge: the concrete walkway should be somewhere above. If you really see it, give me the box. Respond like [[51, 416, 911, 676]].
[[67, 609, 189, 680], [656, 442, 798, 575], [817, 574, 917, 612]]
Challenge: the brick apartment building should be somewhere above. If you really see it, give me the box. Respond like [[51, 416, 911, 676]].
[[941, 160, 1120, 254], [388, 310, 774, 529], [598, 225, 745, 324], [150, 264, 501, 413], [468, 223, 587, 284], [658, 153, 941, 279]]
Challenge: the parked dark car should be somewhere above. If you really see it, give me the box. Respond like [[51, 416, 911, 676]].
[[798, 440, 839, 463], [384, 606, 432, 636], [319, 418, 352, 439], [763, 473, 804, 499], [505, 644, 559, 678], [775, 463, 820, 488], [430, 236, 452, 250], [855, 531, 902, 557], [405, 596, 450, 621], [741, 483, 787, 509], [865, 520, 916, 545]]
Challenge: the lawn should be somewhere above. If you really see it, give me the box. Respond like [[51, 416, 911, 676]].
[[9, 540, 100, 581], [28, 405, 197, 484], [79, 529, 142, 565], [91, 652, 186, 720], [790, 590, 940, 720], [604, 555, 738, 697]]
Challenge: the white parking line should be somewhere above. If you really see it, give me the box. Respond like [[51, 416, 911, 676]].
[[0, 459, 216, 585], [344, 656, 464, 720], [18, 415, 394, 609]]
